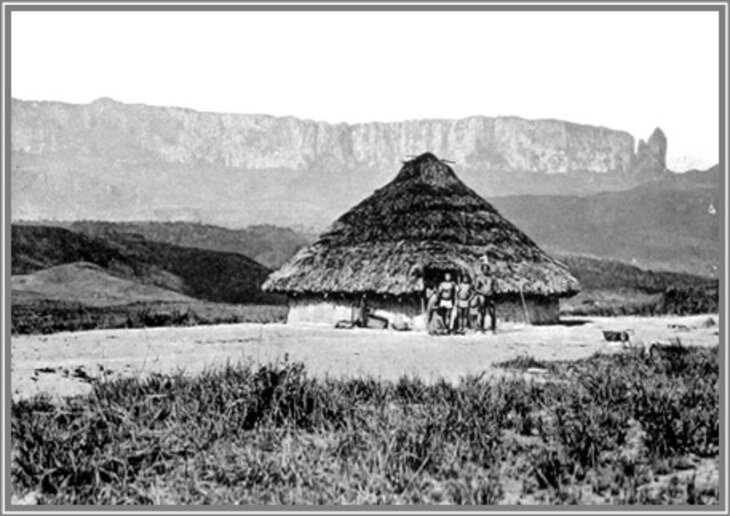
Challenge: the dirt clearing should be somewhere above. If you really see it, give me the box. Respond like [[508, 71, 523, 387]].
[[11, 314, 719, 401]]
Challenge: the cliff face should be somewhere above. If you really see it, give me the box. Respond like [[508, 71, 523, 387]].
[[11, 97, 669, 228], [12, 97, 657, 174]]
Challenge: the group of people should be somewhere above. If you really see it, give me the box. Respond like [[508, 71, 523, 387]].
[[426, 272, 496, 335]]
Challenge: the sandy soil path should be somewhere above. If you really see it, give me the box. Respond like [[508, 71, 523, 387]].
[[11, 314, 719, 401]]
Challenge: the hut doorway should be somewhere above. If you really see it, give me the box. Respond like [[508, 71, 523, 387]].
[[423, 266, 475, 291], [421, 265, 471, 317], [423, 266, 460, 297]]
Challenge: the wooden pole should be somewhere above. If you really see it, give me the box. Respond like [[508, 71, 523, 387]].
[[519, 284, 531, 325]]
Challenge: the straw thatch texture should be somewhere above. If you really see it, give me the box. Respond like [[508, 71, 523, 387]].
[[263, 153, 580, 297]]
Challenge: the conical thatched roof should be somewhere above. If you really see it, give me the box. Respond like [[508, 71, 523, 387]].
[[263, 152, 580, 297]]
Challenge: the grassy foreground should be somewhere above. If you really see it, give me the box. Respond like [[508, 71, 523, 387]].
[[12, 348, 719, 505]]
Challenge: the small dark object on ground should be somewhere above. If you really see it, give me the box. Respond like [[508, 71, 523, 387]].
[[336, 315, 390, 330], [429, 328, 449, 336], [603, 329, 634, 342], [390, 321, 411, 332], [365, 314, 388, 330], [70, 367, 93, 383], [668, 324, 691, 332], [33, 367, 57, 374]]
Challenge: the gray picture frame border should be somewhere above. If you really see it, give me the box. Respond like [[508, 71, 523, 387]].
[[1, 1, 727, 514]]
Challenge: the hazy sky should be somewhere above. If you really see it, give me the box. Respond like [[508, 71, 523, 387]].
[[11, 10, 720, 170]]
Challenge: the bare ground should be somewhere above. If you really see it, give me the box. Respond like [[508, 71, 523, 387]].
[[11, 314, 719, 401]]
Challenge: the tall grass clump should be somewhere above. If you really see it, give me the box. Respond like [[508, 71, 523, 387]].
[[12, 348, 718, 505]]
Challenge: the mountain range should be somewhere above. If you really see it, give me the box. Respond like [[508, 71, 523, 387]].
[[13, 97, 677, 227], [11, 97, 720, 276]]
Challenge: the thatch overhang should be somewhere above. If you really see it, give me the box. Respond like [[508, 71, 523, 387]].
[[263, 152, 580, 298]]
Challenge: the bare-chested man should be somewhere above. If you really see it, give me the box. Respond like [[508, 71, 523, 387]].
[[437, 273, 456, 333], [455, 276, 473, 333]]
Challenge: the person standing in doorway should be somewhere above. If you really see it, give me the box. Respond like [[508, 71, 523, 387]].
[[437, 272, 456, 333], [455, 275, 473, 333]]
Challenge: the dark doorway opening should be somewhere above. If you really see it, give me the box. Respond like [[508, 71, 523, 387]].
[[423, 267, 463, 291]]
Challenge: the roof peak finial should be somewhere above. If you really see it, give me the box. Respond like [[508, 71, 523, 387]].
[[395, 152, 460, 187]]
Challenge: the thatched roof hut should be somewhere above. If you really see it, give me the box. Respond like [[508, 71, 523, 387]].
[[263, 152, 580, 302]]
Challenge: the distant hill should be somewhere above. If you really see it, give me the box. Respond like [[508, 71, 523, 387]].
[[554, 253, 716, 292], [12, 262, 196, 307], [12, 224, 138, 276], [58, 220, 314, 270], [11, 224, 282, 304], [555, 253, 718, 316], [491, 176, 720, 277]]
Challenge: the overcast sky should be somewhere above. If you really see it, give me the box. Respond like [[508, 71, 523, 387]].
[[11, 10, 720, 171]]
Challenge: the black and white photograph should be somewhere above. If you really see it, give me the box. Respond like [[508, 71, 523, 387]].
[[2, 0, 727, 508]]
